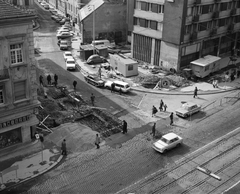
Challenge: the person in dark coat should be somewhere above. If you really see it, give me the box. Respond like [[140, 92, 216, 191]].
[[193, 87, 198, 98], [95, 134, 100, 149], [119, 87, 122, 95], [122, 120, 128, 134], [151, 122, 156, 138], [39, 75, 43, 86], [111, 82, 115, 93], [54, 74, 58, 87], [47, 74, 52, 85], [73, 80, 77, 90], [152, 105, 157, 117], [170, 112, 174, 125], [159, 99, 164, 111], [61, 139, 67, 155], [91, 93, 95, 106], [164, 104, 167, 112]]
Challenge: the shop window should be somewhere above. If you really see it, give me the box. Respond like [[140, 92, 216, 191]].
[[150, 21, 157, 30], [14, 80, 26, 101], [128, 65, 133, 71], [0, 127, 22, 149], [141, 2, 149, 11], [10, 43, 23, 64]]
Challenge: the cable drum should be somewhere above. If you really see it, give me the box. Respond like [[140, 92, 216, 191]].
[[161, 78, 170, 88]]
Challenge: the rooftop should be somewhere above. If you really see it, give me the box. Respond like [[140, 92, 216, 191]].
[[0, 0, 35, 20], [191, 55, 221, 67], [79, 0, 104, 21]]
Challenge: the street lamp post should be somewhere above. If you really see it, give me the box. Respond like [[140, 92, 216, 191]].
[[91, 4, 95, 54]]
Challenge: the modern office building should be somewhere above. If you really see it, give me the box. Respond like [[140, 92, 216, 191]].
[[0, 0, 40, 150], [132, 0, 240, 72]]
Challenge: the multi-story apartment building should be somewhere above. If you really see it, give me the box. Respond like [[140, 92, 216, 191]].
[[4, 0, 34, 9], [132, 0, 240, 72], [0, 1, 40, 150]]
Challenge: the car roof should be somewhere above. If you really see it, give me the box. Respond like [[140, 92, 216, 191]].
[[64, 51, 71, 54], [113, 80, 129, 85], [162, 133, 179, 140], [182, 102, 197, 107], [66, 58, 74, 61]]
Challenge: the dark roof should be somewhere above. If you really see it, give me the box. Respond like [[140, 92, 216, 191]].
[[0, 0, 35, 20]]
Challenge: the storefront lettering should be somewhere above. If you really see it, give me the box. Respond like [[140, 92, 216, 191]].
[[0, 115, 30, 129]]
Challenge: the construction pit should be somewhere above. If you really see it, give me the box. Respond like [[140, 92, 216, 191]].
[[36, 85, 122, 152]]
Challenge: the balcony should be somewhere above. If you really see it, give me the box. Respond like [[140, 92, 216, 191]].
[[0, 68, 10, 81], [209, 28, 217, 36], [230, 9, 236, 16], [212, 11, 219, 19], [189, 32, 198, 42], [227, 24, 234, 33], [193, 0, 201, 5], [192, 15, 199, 23]]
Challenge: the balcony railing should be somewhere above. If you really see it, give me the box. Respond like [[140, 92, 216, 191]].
[[0, 68, 10, 81]]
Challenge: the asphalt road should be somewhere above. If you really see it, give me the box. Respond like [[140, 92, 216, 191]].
[[5, 2, 240, 193]]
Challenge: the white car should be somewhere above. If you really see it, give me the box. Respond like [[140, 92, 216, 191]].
[[152, 133, 183, 153], [40, 1, 46, 6], [63, 51, 73, 61], [175, 102, 201, 118], [104, 80, 131, 93], [66, 58, 76, 70], [57, 27, 71, 32], [56, 32, 73, 39]]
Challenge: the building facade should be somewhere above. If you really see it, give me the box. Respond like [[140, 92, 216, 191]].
[[132, 0, 240, 72], [0, 1, 40, 150], [126, 0, 135, 43], [4, 0, 34, 8], [78, 0, 127, 44]]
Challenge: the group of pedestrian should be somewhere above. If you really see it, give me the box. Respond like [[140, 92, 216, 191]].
[[39, 74, 58, 87], [159, 99, 167, 112]]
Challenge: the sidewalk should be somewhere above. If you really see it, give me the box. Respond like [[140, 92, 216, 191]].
[[0, 140, 63, 192]]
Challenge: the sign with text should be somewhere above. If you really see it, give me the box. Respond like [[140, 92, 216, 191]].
[[0, 115, 30, 129]]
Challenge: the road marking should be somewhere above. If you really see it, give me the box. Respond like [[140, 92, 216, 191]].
[[116, 126, 240, 194]]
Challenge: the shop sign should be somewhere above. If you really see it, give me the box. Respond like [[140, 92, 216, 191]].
[[0, 115, 30, 129]]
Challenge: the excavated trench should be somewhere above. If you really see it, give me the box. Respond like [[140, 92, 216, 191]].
[[37, 86, 122, 138]]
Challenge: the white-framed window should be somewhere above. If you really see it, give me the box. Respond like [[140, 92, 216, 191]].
[[158, 4, 164, 13], [10, 44, 23, 64], [14, 80, 26, 101]]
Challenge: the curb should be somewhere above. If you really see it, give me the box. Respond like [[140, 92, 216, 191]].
[[131, 86, 240, 95], [0, 154, 64, 192]]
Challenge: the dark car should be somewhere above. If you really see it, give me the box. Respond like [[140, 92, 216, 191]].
[[86, 54, 108, 64]]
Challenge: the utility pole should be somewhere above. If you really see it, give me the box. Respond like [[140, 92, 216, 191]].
[[92, 4, 95, 54]]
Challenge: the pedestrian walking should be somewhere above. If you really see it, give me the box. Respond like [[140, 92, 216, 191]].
[[151, 122, 156, 138], [152, 105, 158, 117], [47, 74, 52, 85], [193, 87, 198, 98], [122, 120, 128, 134], [91, 93, 95, 106], [73, 80, 77, 91], [170, 112, 174, 125], [164, 104, 167, 112], [111, 82, 115, 93], [61, 139, 67, 156], [39, 75, 43, 86], [159, 99, 164, 111], [95, 134, 100, 149], [54, 74, 58, 87]]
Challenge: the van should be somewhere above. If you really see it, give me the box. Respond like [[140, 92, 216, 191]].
[[104, 80, 131, 93], [91, 40, 110, 47]]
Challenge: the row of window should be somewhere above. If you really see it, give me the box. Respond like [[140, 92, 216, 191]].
[[136, 1, 164, 14], [187, 1, 240, 16], [185, 16, 240, 34], [134, 17, 162, 31]]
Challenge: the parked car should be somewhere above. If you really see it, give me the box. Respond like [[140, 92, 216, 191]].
[[86, 54, 107, 64], [40, 1, 46, 6], [63, 51, 73, 61], [104, 80, 131, 93], [59, 40, 69, 50], [49, 8, 57, 15], [175, 102, 201, 118], [43, 4, 50, 9], [152, 133, 183, 153], [57, 32, 73, 39], [84, 74, 104, 87], [66, 58, 76, 70], [37, 0, 43, 3], [57, 26, 71, 32]]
